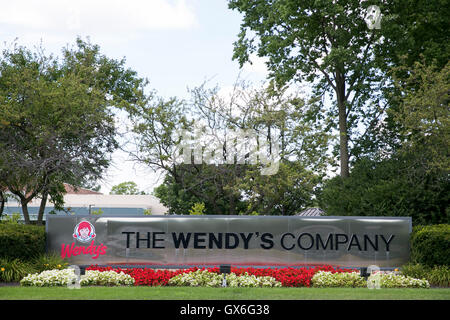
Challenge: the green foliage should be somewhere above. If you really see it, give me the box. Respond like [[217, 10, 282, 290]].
[[0, 253, 69, 282], [153, 164, 247, 215], [110, 181, 146, 195], [0, 257, 36, 282], [237, 161, 320, 215], [1, 212, 21, 224], [32, 253, 69, 273], [401, 263, 449, 287], [0, 223, 46, 260], [375, 0, 450, 77], [189, 202, 206, 215], [154, 170, 207, 215], [427, 266, 450, 287], [318, 157, 449, 225], [228, 0, 386, 177], [152, 82, 328, 216], [400, 263, 429, 281], [392, 60, 450, 174], [410, 224, 450, 267], [90, 208, 103, 216], [0, 37, 147, 224]]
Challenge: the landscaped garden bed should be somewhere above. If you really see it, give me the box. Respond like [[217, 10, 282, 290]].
[[12, 264, 434, 289]]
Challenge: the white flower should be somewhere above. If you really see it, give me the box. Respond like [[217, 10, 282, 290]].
[[20, 268, 134, 287], [168, 270, 281, 288]]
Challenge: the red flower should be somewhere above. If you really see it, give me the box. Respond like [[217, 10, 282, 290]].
[[86, 264, 357, 287]]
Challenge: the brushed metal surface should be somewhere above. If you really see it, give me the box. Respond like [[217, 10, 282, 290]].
[[47, 215, 411, 268]]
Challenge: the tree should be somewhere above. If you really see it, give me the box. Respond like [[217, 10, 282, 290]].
[[143, 80, 329, 215], [189, 81, 328, 215], [0, 38, 147, 224], [153, 173, 203, 215], [153, 163, 247, 215], [319, 54, 449, 225], [392, 60, 449, 174], [374, 0, 449, 78], [110, 181, 146, 195], [354, 0, 450, 159], [0, 186, 7, 218], [228, 0, 385, 178], [236, 160, 320, 215], [318, 156, 449, 225]]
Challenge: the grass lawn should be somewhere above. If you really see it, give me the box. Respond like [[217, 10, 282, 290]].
[[1, 286, 450, 300]]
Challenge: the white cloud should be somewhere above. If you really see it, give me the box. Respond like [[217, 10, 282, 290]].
[[242, 54, 269, 76], [0, 0, 198, 34]]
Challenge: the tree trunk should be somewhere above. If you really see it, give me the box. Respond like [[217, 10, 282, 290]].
[[20, 198, 31, 224], [229, 194, 236, 215], [37, 191, 48, 226], [0, 191, 5, 218], [336, 70, 350, 178], [338, 101, 350, 178]]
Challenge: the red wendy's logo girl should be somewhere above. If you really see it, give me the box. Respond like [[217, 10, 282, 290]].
[[73, 221, 96, 243]]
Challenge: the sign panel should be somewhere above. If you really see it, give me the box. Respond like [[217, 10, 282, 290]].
[[46, 215, 412, 268]]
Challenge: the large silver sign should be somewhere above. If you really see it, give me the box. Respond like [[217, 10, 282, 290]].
[[46, 215, 412, 268]]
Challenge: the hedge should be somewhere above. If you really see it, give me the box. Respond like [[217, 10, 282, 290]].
[[410, 224, 450, 267], [0, 223, 46, 260]]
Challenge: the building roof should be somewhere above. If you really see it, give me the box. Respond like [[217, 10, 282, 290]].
[[5, 194, 168, 215], [63, 184, 103, 195], [63, 194, 165, 210], [296, 207, 325, 217]]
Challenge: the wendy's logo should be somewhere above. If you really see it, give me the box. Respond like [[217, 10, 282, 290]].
[[73, 221, 96, 243], [61, 220, 106, 260]]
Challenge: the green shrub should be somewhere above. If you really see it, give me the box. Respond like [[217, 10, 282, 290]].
[[400, 263, 430, 280], [318, 158, 449, 225], [32, 253, 69, 273], [410, 224, 450, 267], [401, 263, 450, 287], [1, 213, 21, 224], [0, 223, 46, 260], [0, 257, 36, 282], [428, 265, 450, 287]]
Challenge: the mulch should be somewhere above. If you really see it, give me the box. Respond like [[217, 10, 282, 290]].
[[0, 282, 20, 287]]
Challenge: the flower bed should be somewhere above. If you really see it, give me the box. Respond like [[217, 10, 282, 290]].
[[20, 269, 77, 287], [225, 265, 356, 287], [87, 265, 196, 286], [311, 271, 367, 288], [168, 269, 282, 288], [20, 269, 134, 287], [87, 265, 357, 287], [368, 272, 430, 288], [80, 270, 134, 286], [311, 270, 430, 289], [18, 265, 432, 288]]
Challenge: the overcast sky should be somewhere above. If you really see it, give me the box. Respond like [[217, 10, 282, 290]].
[[0, 0, 270, 194]]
